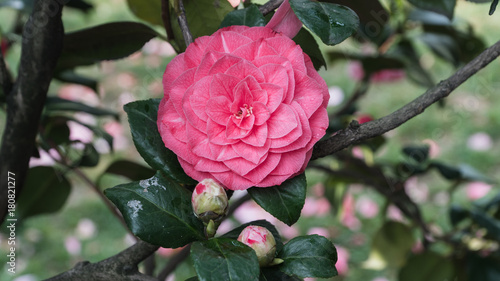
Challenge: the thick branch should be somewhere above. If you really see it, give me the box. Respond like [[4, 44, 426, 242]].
[[312, 39, 500, 160], [45, 240, 159, 281], [0, 0, 64, 222], [0, 50, 12, 98], [259, 0, 284, 16]]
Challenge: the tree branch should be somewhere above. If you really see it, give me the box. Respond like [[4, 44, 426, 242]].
[[0, 50, 12, 99], [0, 0, 64, 223], [259, 0, 284, 16], [312, 39, 500, 160], [175, 0, 193, 46], [157, 245, 191, 281], [45, 240, 160, 281]]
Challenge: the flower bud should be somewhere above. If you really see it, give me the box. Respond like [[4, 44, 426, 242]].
[[238, 225, 277, 267], [191, 179, 228, 224]]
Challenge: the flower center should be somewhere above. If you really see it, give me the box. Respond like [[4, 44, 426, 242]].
[[234, 104, 253, 120]]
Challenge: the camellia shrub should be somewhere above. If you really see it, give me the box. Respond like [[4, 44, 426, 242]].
[[1, 0, 500, 280]]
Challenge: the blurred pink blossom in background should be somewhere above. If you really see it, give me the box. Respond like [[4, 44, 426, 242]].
[[301, 197, 331, 217], [336, 246, 350, 276], [328, 86, 344, 107], [466, 182, 492, 200], [356, 196, 379, 218], [422, 139, 440, 158], [348, 61, 405, 83], [341, 193, 361, 230], [307, 227, 330, 238], [405, 177, 429, 204], [467, 132, 493, 151], [59, 84, 99, 106], [387, 205, 404, 222], [64, 236, 81, 256]]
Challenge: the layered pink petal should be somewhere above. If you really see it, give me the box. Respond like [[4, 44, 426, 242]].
[[265, 0, 302, 38], [267, 104, 298, 139]]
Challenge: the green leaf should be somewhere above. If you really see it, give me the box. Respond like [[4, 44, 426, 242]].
[[54, 70, 98, 93], [293, 28, 326, 70], [402, 145, 430, 164], [466, 253, 500, 281], [363, 221, 414, 269], [75, 143, 100, 167], [430, 162, 495, 183], [124, 99, 196, 185], [66, 0, 93, 13], [260, 267, 303, 281], [470, 209, 500, 241], [41, 116, 71, 145], [191, 238, 260, 281], [57, 22, 159, 70], [449, 205, 470, 226], [220, 4, 266, 28], [390, 39, 434, 87], [289, 0, 359, 46], [101, 160, 156, 181], [278, 235, 338, 278], [171, 0, 234, 51], [490, 0, 499, 15], [45, 97, 119, 120], [221, 220, 283, 253], [399, 252, 455, 281], [430, 162, 461, 180], [127, 0, 163, 26], [420, 33, 460, 67], [248, 173, 306, 226], [104, 171, 204, 248], [17, 167, 71, 219], [407, 0, 457, 19]]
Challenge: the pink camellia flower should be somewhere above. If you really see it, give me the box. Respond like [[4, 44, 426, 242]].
[[158, 25, 329, 190], [238, 225, 277, 266]]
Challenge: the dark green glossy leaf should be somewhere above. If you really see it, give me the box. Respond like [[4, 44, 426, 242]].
[[101, 160, 156, 181], [124, 99, 196, 185], [390, 39, 434, 87], [248, 173, 306, 226], [17, 167, 71, 219], [457, 164, 496, 183], [449, 205, 470, 226], [66, 0, 93, 13], [127, 0, 163, 26], [408, 0, 457, 19], [220, 4, 266, 28], [185, 277, 199, 281], [279, 235, 338, 278], [260, 267, 302, 281], [470, 209, 500, 241], [420, 33, 460, 66], [293, 28, 326, 70], [41, 116, 70, 145], [54, 70, 98, 93], [104, 171, 204, 248], [191, 238, 260, 281], [57, 22, 158, 70], [45, 97, 119, 120], [430, 162, 461, 180], [364, 221, 414, 269], [75, 143, 100, 167], [289, 0, 359, 46], [466, 253, 500, 281], [399, 252, 456, 281], [490, 0, 499, 15], [402, 145, 430, 164], [171, 0, 234, 51], [222, 220, 283, 253]]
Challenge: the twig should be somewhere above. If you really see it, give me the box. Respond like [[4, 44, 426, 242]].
[[161, 0, 175, 40], [45, 240, 159, 281], [312, 39, 500, 160], [259, 0, 284, 16], [157, 245, 191, 281], [175, 0, 193, 46], [0, 0, 64, 223]]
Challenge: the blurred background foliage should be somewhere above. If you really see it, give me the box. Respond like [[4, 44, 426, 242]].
[[0, 0, 499, 280]]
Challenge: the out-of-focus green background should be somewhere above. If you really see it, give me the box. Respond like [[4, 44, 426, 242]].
[[0, 0, 499, 280]]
